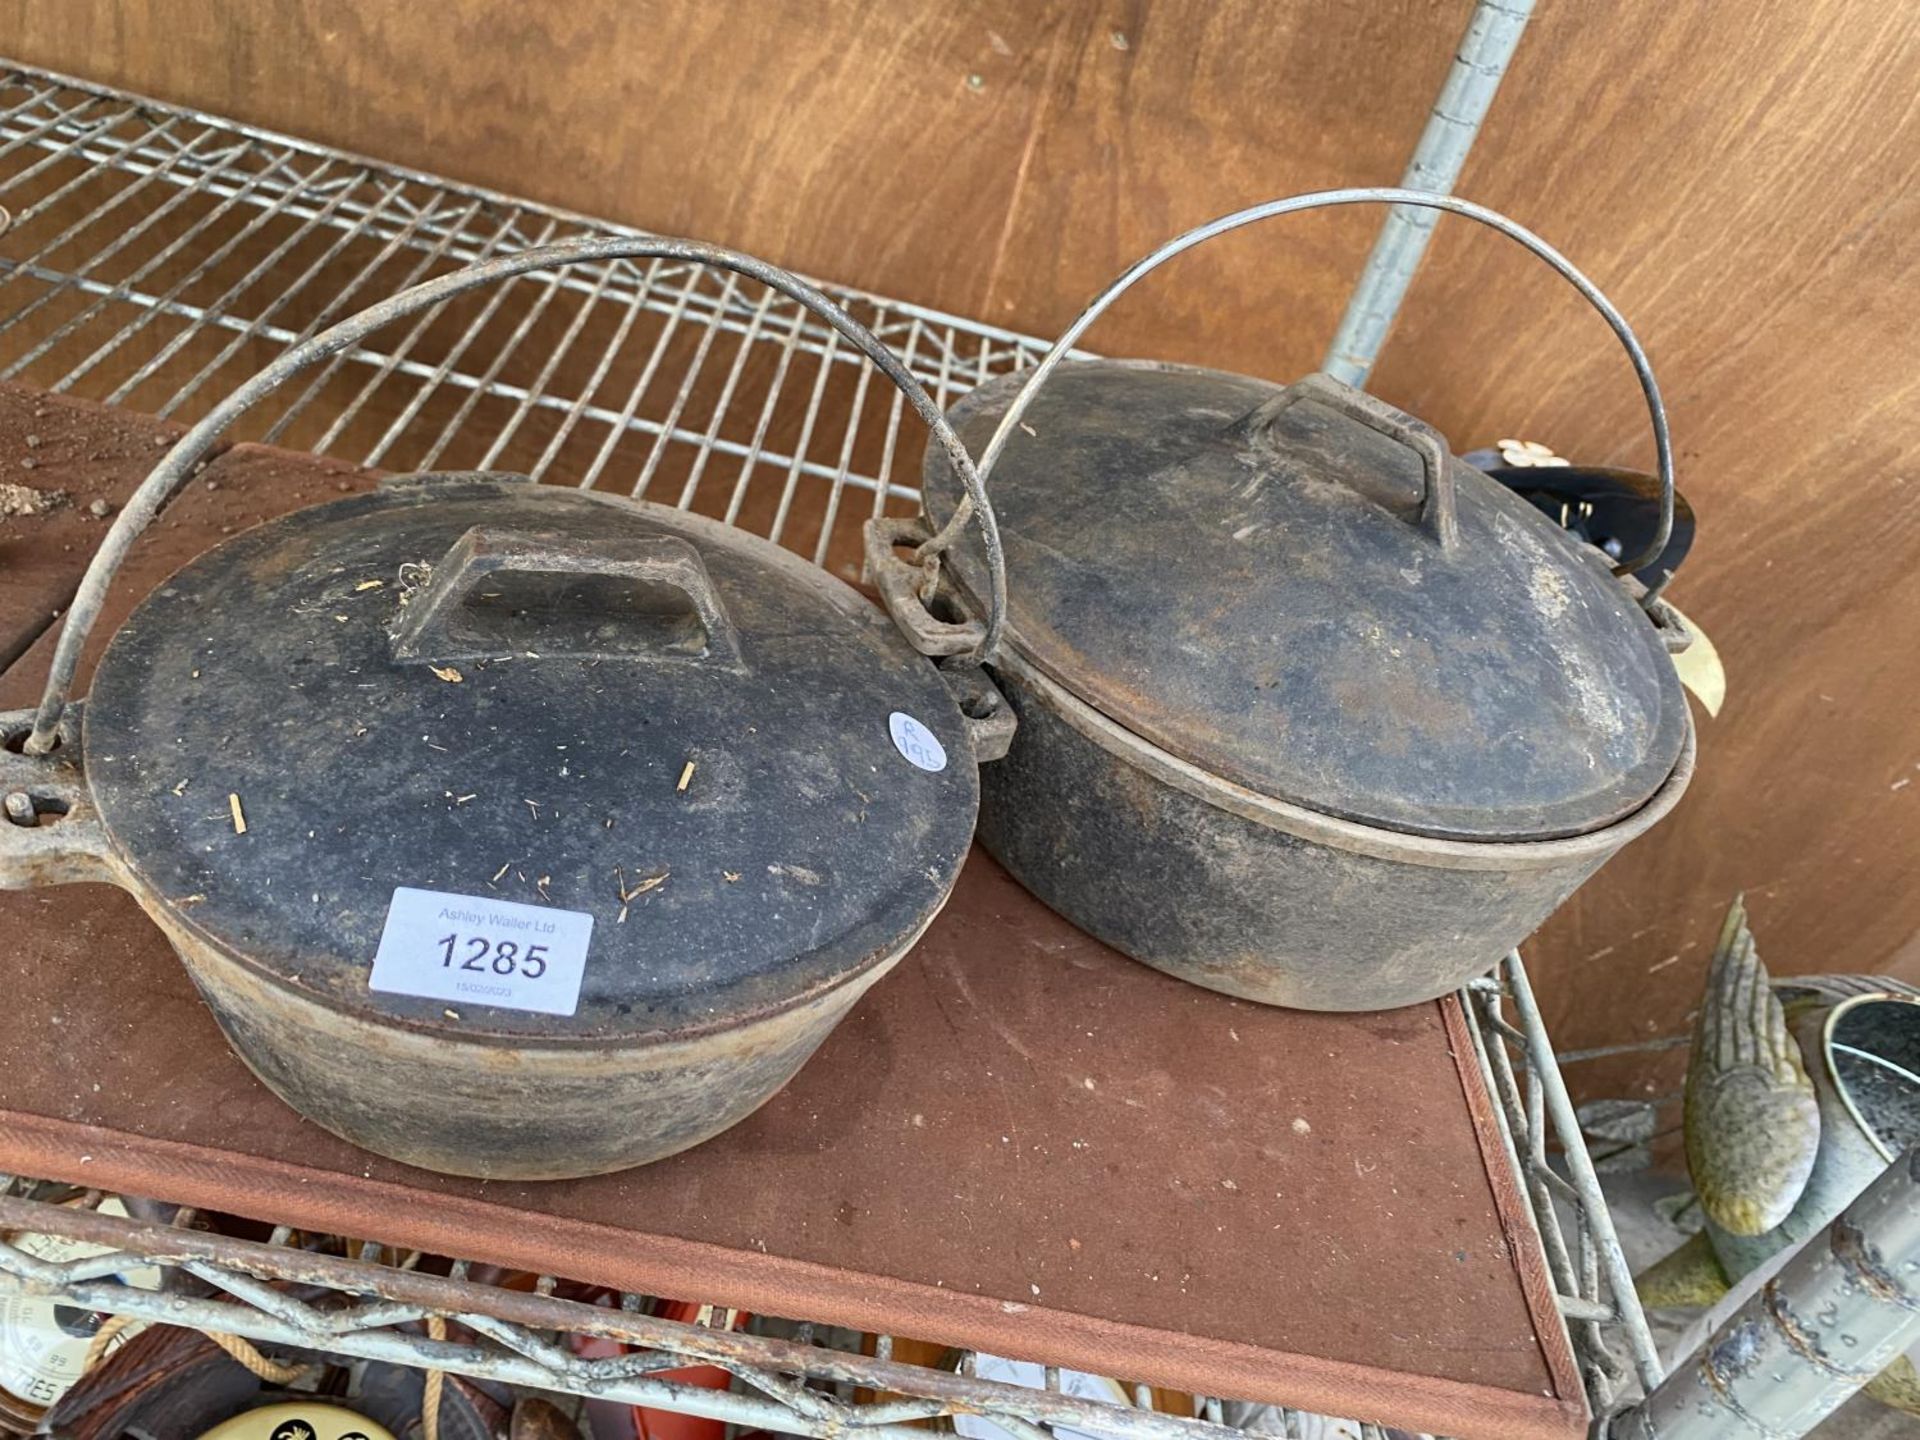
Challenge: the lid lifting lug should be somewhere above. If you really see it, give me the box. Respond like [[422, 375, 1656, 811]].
[[1248, 373, 1461, 552], [390, 526, 746, 669], [864, 515, 987, 658]]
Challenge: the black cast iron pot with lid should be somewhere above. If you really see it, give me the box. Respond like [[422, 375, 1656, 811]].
[[0, 238, 1014, 1179], [868, 189, 1696, 1013]]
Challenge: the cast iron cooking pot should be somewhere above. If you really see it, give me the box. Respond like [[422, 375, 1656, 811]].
[[0, 240, 1013, 1180], [868, 190, 1696, 1013]]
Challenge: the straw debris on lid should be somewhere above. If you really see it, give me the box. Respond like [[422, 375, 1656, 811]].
[[82, 478, 979, 1040]]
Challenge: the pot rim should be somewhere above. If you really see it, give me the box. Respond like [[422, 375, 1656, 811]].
[[995, 644, 1697, 874], [136, 864, 944, 1051], [1820, 990, 1920, 1165], [42, 482, 975, 1051]]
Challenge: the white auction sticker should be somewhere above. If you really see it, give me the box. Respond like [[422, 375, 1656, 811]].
[[369, 887, 594, 1017], [888, 710, 948, 772]]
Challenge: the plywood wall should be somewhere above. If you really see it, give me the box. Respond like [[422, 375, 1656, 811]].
[[4, 0, 1918, 1107]]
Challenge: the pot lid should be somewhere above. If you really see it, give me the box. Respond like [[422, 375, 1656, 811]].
[[83, 477, 977, 1041], [923, 361, 1688, 843]]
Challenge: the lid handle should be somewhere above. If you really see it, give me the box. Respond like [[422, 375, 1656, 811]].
[[917, 188, 1674, 612], [21, 238, 1005, 756], [1249, 373, 1459, 551], [390, 527, 744, 669]]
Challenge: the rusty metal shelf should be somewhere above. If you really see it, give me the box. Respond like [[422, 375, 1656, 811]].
[[0, 956, 1646, 1440], [0, 58, 1659, 1440]]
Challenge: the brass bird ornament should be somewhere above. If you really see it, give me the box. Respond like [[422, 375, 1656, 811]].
[[1681, 895, 1821, 1235]]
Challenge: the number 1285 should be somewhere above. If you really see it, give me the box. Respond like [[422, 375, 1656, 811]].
[[437, 932, 549, 978]]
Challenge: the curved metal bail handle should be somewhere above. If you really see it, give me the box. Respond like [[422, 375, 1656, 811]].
[[23, 237, 1006, 754], [924, 187, 1675, 592]]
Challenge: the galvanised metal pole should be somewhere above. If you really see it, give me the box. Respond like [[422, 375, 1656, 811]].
[[1322, 0, 1536, 387], [1611, 1148, 1920, 1440]]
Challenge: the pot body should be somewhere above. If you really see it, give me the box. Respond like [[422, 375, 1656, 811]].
[[154, 901, 916, 1181], [0, 474, 986, 1182], [979, 650, 1695, 1012]]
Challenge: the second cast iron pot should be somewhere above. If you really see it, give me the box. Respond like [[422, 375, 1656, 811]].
[[869, 189, 1696, 1013]]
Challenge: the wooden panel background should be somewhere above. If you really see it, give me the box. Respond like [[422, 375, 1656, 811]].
[[3, 0, 1918, 1115]]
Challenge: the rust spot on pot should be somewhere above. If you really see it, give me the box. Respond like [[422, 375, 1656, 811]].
[[1831, 1217, 1909, 1306]]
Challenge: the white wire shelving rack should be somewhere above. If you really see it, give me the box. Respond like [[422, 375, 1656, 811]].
[[0, 61, 1661, 1440], [0, 64, 1046, 582]]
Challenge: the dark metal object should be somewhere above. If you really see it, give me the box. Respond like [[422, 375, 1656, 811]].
[[1613, 1148, 1920, 1440], [870, 192, 1692, 1011], [0, 480, 989, 1179], [1478, 464, 1695, 584], [0, 238, 1015, 1180], [921, 363, 1687, 844]]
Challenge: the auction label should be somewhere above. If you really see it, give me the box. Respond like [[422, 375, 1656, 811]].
[[370, 887, 594, 1017], [888, 711, 948, 772]]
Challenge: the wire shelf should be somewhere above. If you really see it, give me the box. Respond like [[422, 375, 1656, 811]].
[[0, 64, 1049, 582], [0, 60, 1660, 1440]]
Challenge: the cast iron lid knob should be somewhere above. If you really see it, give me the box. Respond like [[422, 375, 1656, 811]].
[[82, 476, 980, 1042]]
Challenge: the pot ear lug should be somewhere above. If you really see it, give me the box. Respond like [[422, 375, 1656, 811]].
[[1647, 597, 1693, 654], [864, 516, 986, 657], [939, 662, 1017, 763], [0, 703, 120, 888], [1619, 573, 1694, 654]]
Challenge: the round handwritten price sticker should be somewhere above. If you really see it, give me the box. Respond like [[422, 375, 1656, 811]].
[[888, 711, 948, 772]]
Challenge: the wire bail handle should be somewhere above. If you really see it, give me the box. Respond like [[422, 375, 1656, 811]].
[[22, 238, 1008, 754], [918, 187, 1677, 602]]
